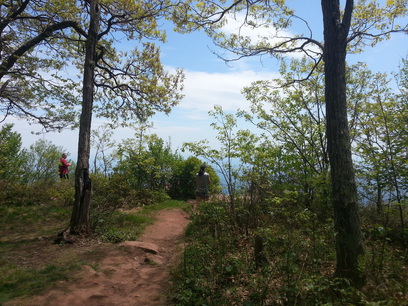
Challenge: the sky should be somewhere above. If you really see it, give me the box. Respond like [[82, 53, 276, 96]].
[[3, 1, 408, 162]]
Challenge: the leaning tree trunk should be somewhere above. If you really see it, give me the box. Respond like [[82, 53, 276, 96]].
[[321, 0, 365, 287], [69, 0, 100, 234]]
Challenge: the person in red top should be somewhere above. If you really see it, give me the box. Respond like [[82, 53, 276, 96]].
[[59, 153, 71, 179]]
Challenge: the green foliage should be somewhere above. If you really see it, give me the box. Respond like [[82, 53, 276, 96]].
[[352, 62, 407, 227], [52, 180, 76, 207], [397, 56, 408, 98], [168, 156, 202, 199], [183, 99, 332, 221], [91, 125, 116, 176], [0, 180, 74, 207], [171, 202, 236, 305], [115, 133, 180, 191], [0, 124, 28, 183], [169, 158, 221, 200], [0, 126, 76, 216], [115, 132, 221, 201], [241, 59, 330, 204], [22, 139, 72, 185], [183, 105, 259, 207], [170, 200, 408, 305]]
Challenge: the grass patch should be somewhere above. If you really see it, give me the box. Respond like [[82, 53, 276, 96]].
[[0, 205, 71, 240], [0, 263, 80, 303], [95, 212, 152, 242]]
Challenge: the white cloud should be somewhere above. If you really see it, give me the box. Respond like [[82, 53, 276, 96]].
[[139, 68, 281, 150], [178, 69, 279, 116]]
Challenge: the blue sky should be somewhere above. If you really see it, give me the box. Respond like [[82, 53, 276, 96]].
[[4, 1, 408, 161]]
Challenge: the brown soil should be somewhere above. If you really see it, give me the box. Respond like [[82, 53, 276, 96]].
[[5, 208, 191, 306]]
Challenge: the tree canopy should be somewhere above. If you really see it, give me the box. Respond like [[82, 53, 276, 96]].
[[0, 0, 185, 131]]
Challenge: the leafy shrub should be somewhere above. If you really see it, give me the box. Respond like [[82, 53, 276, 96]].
[[0, 180, 74, 207], [170, 197, 408, 305]]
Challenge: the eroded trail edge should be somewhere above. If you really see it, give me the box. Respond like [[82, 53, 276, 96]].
[[9, 208, 190, 306]]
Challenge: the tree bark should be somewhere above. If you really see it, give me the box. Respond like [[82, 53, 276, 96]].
[[69, 0, 100, 234], [321, 0, 365, 287]]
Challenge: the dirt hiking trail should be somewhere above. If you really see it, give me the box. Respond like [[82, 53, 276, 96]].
[[6, 208, 191, 306]]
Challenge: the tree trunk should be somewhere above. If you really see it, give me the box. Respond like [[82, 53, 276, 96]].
[[321, 0, 365, 287], [69, 0, 100, 234]]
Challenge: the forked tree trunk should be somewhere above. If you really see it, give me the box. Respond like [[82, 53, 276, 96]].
[[321, 0, 365, 287], [69, 0, 100, 234]]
